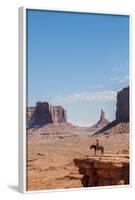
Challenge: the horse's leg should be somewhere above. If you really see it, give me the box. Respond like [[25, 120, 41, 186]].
[[102, 147, 104, 154], [101, 147, 104, 155]]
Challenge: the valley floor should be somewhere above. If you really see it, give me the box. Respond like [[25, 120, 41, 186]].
[[26, 132, 129, 191]]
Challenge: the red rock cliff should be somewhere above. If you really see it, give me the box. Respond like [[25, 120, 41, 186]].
[[74, 155, 129, 187], [116, 87, 129, 122]]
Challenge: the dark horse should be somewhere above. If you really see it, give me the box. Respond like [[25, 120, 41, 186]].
[[90, 144, 104, 155]]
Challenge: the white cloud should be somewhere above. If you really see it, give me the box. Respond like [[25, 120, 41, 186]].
[[52, 90, 117, 104], [110, 75, 129, 83]]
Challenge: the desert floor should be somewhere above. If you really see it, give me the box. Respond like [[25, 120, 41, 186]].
[[26, 132, 129, 191]]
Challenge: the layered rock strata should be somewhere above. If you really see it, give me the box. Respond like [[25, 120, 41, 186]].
[[27, 102, 67, 128], [74, 155, 129, 187]]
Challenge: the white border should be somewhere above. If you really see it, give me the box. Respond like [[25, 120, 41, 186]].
[[19, 7, 26, 193], [18, 6, 132, 193]]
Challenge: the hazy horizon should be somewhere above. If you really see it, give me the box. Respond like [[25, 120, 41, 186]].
[[27, 9, 129, 126]]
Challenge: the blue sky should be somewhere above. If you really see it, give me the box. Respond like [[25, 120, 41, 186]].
[[27, 9, 129, 126]]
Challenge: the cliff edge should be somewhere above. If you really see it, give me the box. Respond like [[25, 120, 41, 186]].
[[74, 153, 129, 187]]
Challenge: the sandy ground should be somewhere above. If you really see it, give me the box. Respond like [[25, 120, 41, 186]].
[[26, 132, 129, 191]]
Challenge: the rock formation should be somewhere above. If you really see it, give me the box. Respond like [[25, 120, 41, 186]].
[[51, 106, 67, 123], [94, 87, 129, 135], [74, 154, 129, 187], [27, 101, 67, 128], [26, 107, 35, 122], [30, 102, 52, 127], [116, 87, 129, 122], [88, 109, 109, 131]]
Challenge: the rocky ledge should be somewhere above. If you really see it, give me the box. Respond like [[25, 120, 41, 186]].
[[74, 154, 129, 187]]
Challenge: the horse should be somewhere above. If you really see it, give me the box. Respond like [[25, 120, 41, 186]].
[[90, 144, 104, 155]]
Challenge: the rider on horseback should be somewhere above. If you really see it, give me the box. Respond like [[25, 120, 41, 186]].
[[90, 139, 104, 155], [96, 139, 99, 148]]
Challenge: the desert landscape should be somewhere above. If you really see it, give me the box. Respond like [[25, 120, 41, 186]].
[[26, 87, 129, 191]]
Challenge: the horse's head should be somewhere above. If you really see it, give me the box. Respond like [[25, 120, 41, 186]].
[[90, 145, 93, 149]]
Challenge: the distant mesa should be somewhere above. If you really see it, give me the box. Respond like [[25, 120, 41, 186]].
[[51, 105, 67, 123], [27, 102, 78, 139], [27, 101, 67, 128]]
